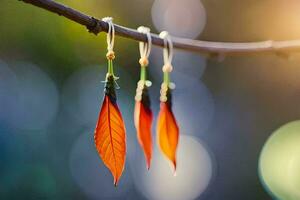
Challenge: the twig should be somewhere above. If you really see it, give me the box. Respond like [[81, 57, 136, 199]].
[[20, 0, 300, 54]]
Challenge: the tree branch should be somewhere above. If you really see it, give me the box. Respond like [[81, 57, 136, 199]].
[[20, 0, 300, 54]]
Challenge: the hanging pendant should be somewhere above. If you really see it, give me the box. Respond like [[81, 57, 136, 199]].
[[94, 17, 126, 186], [157, 31, 179, 173], [134, 26, 153, 170], [94, 61, 126, 186], [157, 81, 179, 171], [134, 78, 153, 169]]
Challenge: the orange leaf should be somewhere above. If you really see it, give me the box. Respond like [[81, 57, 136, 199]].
[[134, 88, 153, 169], [157, 92, 179, 172], [94, 75, 126, 186]]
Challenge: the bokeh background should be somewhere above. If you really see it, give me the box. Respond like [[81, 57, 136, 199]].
[[1, 0, 300, 199]]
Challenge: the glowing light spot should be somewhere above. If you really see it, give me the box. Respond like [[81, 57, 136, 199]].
[[8, 62, 59, 130], [259, 120, 300, 200], [152, 0, 206, 38], [131, 135, 214, 200]]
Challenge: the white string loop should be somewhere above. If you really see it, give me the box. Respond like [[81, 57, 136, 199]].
[[159, 31, 174, 72], [137, 26, 152, 59], [137, 26, 152, 66], [102, 17, 115, 53]]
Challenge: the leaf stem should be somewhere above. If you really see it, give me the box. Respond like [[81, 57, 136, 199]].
[[163, 72, 170, 85], [108, 59, 114, 76], [140, 66, 147, 81]]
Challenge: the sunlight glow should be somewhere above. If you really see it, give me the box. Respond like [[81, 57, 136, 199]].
[[132, 135, 214, 200]]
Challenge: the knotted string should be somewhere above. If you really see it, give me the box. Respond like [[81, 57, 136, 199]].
[[135, 26, 152, 101], [102, 17, 119, 88], [137, 26, 152, 67], [159, 31, 174, 73], [102, 17, 115, 60]]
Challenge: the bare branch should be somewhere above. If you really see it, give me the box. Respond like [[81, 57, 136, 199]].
[[20, 0, 300, 54]]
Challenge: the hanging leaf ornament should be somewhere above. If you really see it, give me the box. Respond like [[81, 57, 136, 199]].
[[157, 31, 179, 172], [134, 79, 153, 169], [94, 18, 126, 186], [134, 26, 153, 169], [157, 78, 179, 171]]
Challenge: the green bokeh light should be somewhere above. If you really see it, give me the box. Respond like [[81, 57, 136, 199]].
[[259, 120, 300, 200]]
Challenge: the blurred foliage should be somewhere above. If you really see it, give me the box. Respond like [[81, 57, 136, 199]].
[[0, 0, 153, 83]]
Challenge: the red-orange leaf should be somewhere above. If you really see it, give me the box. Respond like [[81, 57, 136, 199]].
[[134, 87, 153, 169], [94, 75, 126, 186], [157, 90, 179, 172]]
